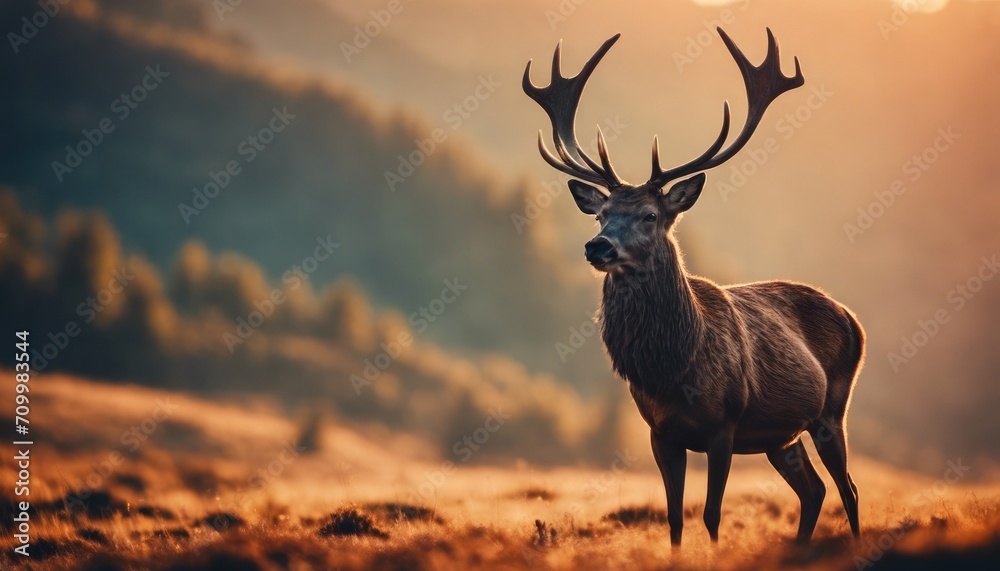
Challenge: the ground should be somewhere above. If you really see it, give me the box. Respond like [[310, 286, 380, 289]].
[[0, 372, 998, 570]]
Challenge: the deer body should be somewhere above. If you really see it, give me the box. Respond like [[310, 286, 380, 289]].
[[524, 28, 865, 546], [602, 244, 862, 454]]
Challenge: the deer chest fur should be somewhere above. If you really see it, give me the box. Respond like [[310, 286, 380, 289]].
[[599, 269, 749, 438]]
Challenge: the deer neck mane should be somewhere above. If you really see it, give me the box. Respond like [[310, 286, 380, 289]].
[[599, 234, 705, 397]]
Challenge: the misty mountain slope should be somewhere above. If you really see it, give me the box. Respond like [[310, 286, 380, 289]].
[[0, 0, 614, 382], [0, 193, 626, 465]]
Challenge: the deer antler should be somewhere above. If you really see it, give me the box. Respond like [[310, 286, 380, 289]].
[[649, 28, 804, 188], [523, 34, 626, 189]]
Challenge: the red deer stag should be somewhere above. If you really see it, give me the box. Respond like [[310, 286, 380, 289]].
[[523, 29, 864, 546]]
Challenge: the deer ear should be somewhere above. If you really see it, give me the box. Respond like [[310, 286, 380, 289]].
[[568, 180, 608, 215], [662, 173, 706, 213]]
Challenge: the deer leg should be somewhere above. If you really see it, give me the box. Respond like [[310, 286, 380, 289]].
[[766, 438, 826, 543], [810, 419, 860, 539], [651, 431, 687, 546], [703, 426, 735, 543]]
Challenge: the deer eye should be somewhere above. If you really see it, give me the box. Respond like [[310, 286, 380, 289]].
[[644, 212, 657, 222]]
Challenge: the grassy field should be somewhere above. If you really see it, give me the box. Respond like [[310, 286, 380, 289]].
[[1, 372, 998, 570]]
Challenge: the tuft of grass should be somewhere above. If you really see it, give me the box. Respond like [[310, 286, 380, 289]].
[[318, 508, 388, 538], [77, 527, 110, 545], [365, 502, 445, 524], [30, 537, 83, 561], [966, 493, 999, 522], [111, 473, 147, 492], [513, 487, 557, 501], [151, 528, 192, 540], [136, 505, 177, 520], [602, 505, 667, 527], [59, 490, 130, 519], [533, 519, 557, 546], [199, 511, 245, 532]]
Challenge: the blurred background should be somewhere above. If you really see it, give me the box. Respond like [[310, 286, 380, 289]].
[[0, 0, 997, 477]]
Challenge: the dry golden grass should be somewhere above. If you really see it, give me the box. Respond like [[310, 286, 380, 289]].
[[1, 372, 998, 570]]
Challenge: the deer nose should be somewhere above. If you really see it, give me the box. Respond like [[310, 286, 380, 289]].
[[585, 237, 617, 264]]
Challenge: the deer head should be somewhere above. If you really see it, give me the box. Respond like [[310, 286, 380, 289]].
[[523, 29, 804, 273]]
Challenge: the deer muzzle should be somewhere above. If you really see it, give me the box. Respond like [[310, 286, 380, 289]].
[[585, 237, 618, 266]]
